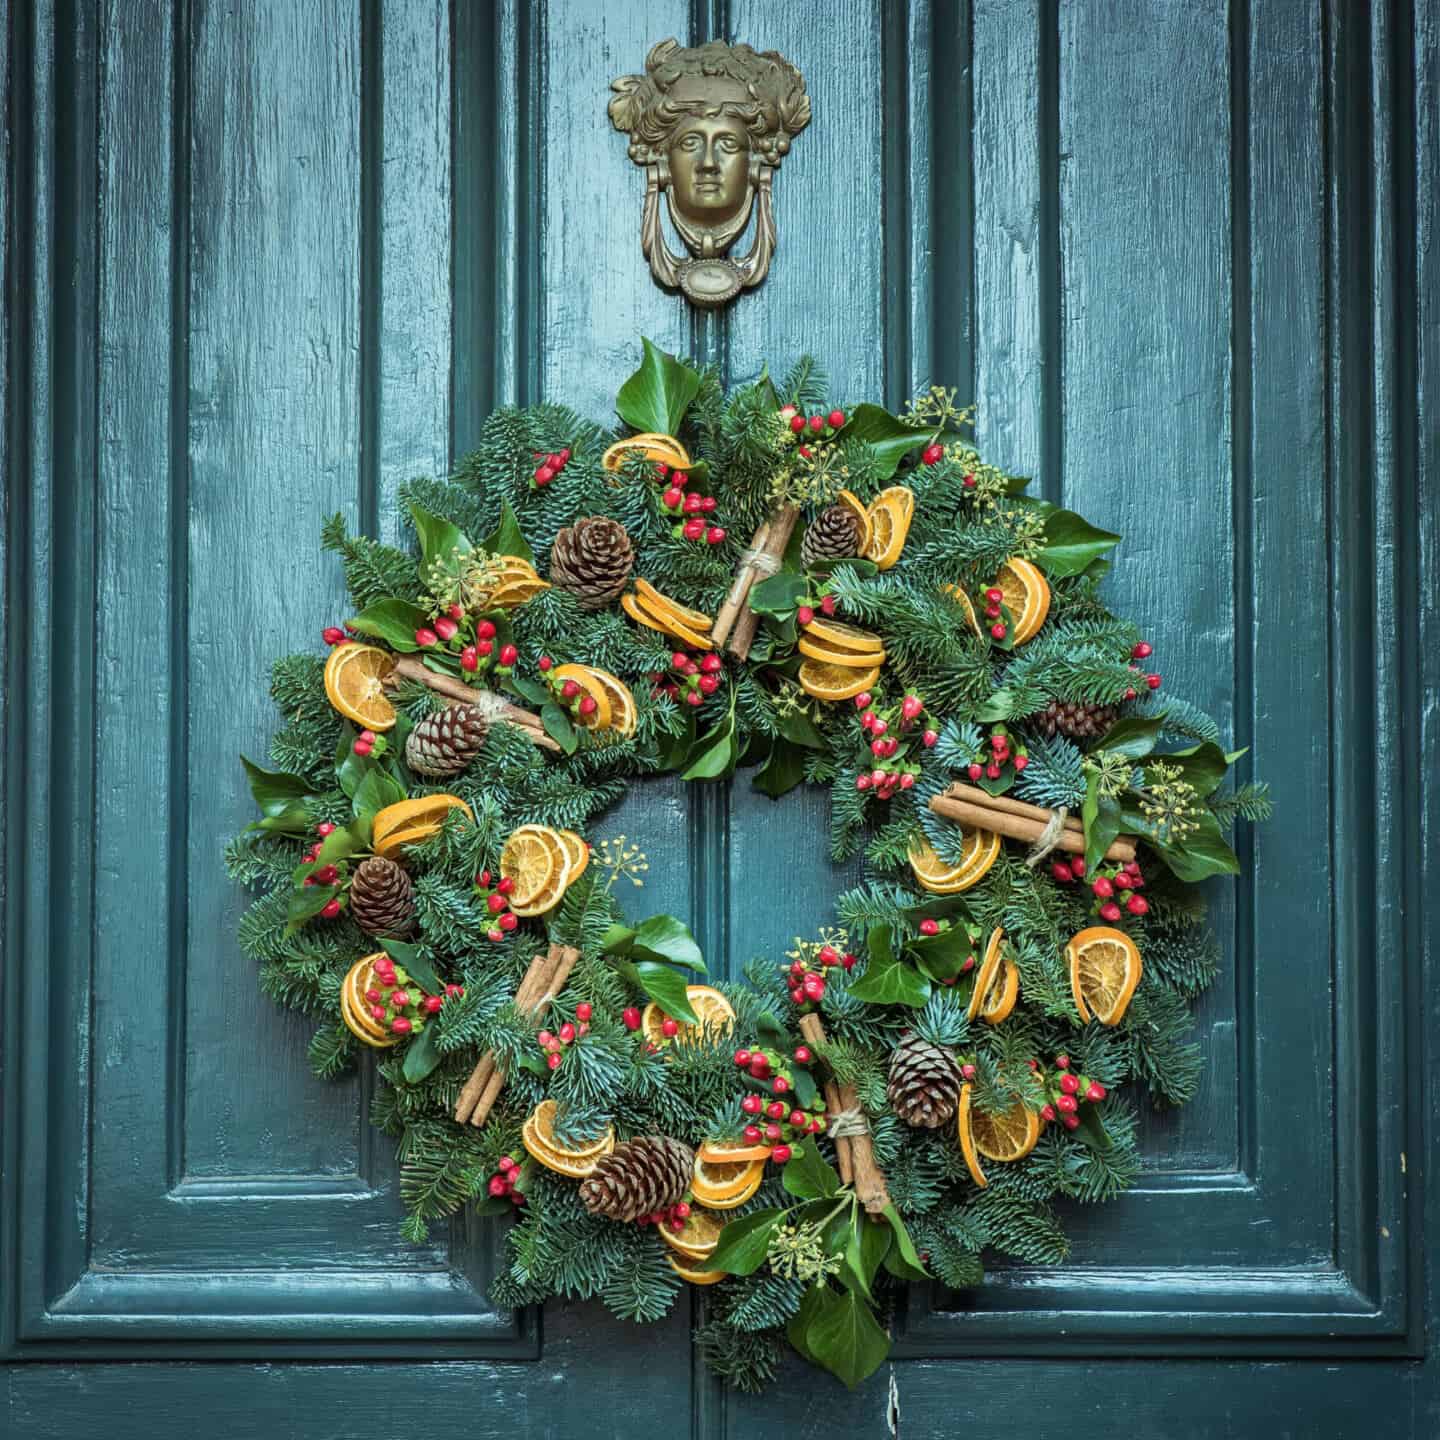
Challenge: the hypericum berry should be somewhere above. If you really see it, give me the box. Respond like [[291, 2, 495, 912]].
[[793, 1045, 812, 1064], [682, 518, 705, 541], [764, 1123, 782, 1141], [1059, 1073, 1080, 1095], [683, 492, 703, 514], [771, 1075, 789, 1095], [808, 414, 824, 434], [546, 1052, 562, 1070], [700, 652, 723, 675], [1056, 1093, 1078, 1114], [986, 761, 1001, 780], [743, 1124, 762, 1143], [818, 945, 839, 966], [734, 1048, 752, 1067], [1099, 901, 1123, 922], [921, 442, 944, 465], [684, 690, 704, 707], [1126, 893, 1149, 916], [990, 622, 1007, 640], [790, 412, 806, 432], [919, 918, 940, 936], [797, 605, 815, 626], [474, 619, 495, 641], [434, 616, 458, 642], [840, 952, 857, 971], [819, 593, 837, 616], [322, 626, 345, 645], [622, 1007, 641, 1031], [853, 691, 873, 710], [741, 1094, 763, 1115], [1069, 858, 1086, 878], [487, 927, 504, 942], [1086, 1082, 1107, 1102], [487, 892, 507, 914], [1063, 1113, 1081, 1130], [750, 1051, 768, 1070], [770, 1143, 792, 1164], [1146, 673, 1162, 690], [1013, 754, 1029, 771], [498, 643, 518, 667], [315, 821, 336, 837], [574, 1002, 592, 1022], [391, 1016, 412, 1035], [558, 1021, 576, 1043], [1125, 686, 1139, 700], [1055, 1054, 1071, 1070], [1092, 876, 1114, 899], [922, 729, 938, 747], [961, 1062, 976, 1079], [828, 409, 846, 429], [424, 995, 443, 1014], [662, 487, 682, 509], [1132, 641, 1153, 659], [698, 674, 720, 695], [1041, 1103, 1057, 1122], [1052, 861, 1074, 883], [578, 694, 598, 717], [320, 898, 342, 919], [855, 774, 870, 791], [313, 863, 338, 884], [968, 763, 983, 781], [488, 1175, 509, 1198], [415, 627, 438, 647], [766, 1100, 786, 1120], [789, 1109, 807, 1128], [660, 1017, 679, 1038], [460, 646, 479, 672]]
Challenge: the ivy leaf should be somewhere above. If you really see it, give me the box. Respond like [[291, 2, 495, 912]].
[[850, 928, 932, 1007], [352, 767, 407, 832], [907, 926, 972, 982], [682, 717, 736, 781], [709, 1208, 788, 1275], [781, 1139, 841, 1200], [839, 1216, 891, 1301], [801, 1285, 891, 1389], [348, 597, 430, 652], [628, 914, 706, 973], [314, 820, 368, 866], [748, 572, 809, 620], [880, 1203, 929, 1278], [1082, 771, 1124, 874], [401, 1020, 443, 1083], [241, 756, 316, 818], [611, 957, 700, 1026], [753, 738, 807, 799], [482, 499, 533, 565], [615, 336, 703, 435], [541, 702, 579, 755], [377, 938, 443, 996], [786, 1284, 829, 1365], [409, 501, 470, 572], [1095, 714, 1166, 759], [1149, 810, 1241, 881], [1159, 741, 1235, 798], [839, 403, 933, 480], [1035, 506, 1122, 578]]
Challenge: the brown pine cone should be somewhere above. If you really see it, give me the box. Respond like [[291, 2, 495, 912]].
[[578, 1136, 694, 1221], [1032, 700, 1118, 741], [349, 856, 417, 939], [405, 703, 489, 777], [800, 504, 861, 567], [887, 1031, 960, 1128], [550, 517, 635, 610]]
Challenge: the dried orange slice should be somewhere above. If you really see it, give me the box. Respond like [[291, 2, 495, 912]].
[[340, 954, 395, 1047], [550, 664, 614, 732], [977, 952, 1019, 1024], [906, 829, 1000, 894], [1066, 925, 1143, 1025], [941, 584, 984, 639], [691, 1154, 765, 1209], [797, 636, 888, 668], [621, 591, 714, 651], [799, 617, 885, 654], [658, 1205, 726, 1261], [666, 1253, 727, 1285], [522, 1100, 615, 1178], [324, 643, 396, 731], [835, 489, 873, 554], [602, 432, 693, 474], [372, 795, 472, 857], [642, 985, 735, 1048], [500, 824, 571, 916], [485, 577, 551, 609], [994, 557, 1051, 645], [556, 829, 589, 882], [864, 486, 915, 570], [633, 577, 713, 632], [966, 928, 1009, 1021], [959, 1084, 1040, 1180], [798, 658, 882, 702], [584, 667, 637, 736], [697, 1139, 774, 1165]]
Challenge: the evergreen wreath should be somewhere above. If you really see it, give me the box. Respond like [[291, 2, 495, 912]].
[[229, 338, 1270, 1389]]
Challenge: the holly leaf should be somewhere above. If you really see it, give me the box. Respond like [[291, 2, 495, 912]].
[[747, 572, 809, 621], [781, 1139, 841, 1200], [611, 957, 700, 1026], [753, 738, 807, 799], [709, 1208, 788, 1276], [615, 336, 703, 436], [377, 938, 443, 996], [628, 914, 706, 973], [1035, 506, 1122, 578], [839, 403, 934, 480], [1095, 714, 1166, 759], [241, 756, 316, 818], [401, 1020, 443, 1083], [481, 499, 533, 565], [409, 502, 470, 572], [802, 1285, 891, 1389], [348, 597, 430, 652], [540, 702, 579, 755]]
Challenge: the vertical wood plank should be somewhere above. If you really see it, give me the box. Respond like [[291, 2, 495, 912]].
[[185, 0, 364, 1176], [1057, 0, 1237, 1177]]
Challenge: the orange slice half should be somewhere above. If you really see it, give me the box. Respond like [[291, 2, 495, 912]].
[[798, 659, 882, 702], [691, 1154, 766, 1209], [864, 486, 915, 570], [1066, 925, 1143, 1025], [697, 1139, 774, 1166], [556, 829, 589, 882], [550, 664, 614, 732], [522, 1101, 616, 1178], [797, 636, 888, 668], [800, 617, 885, 655], [657, 1206, 726, 1261], [966, 928, 1009, 1022], [666, 1253, 727, 1285], [584, 667, 638, 737], [602, 432, 693, 474], [633, 577, 713, 632], [372, 795, 472, 857], [642, 985, 735, 1048], [500, 824, 572, 917], [621, 591, 714, 651], [941, 584, 985, 639], [994, 557, 1051, 645], [324, 643, 397, 731], [962, 1084, 1041, 1169], [907, 829, 1001, 894], [835, 489, 873, 554]]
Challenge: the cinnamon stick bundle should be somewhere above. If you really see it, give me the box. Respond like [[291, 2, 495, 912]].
[[798, 1012, 891, 1215], [711, 503, 801, 660], [384, 655, 561, 753], [929, 782, 1137, 864], [453, 942, 581, 1128]]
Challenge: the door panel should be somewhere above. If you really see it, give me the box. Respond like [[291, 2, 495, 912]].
[[4, 0, 1434, 1432]]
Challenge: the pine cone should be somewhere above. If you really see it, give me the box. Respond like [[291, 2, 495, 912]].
[[887, 1031, 960, 1129], [578, 1136, 694, 1221], [349, 856, 417, 939], [1032, 700, 1118, 741], [550, 517, 635, 610], [800, 504, 861, 567], [405, 703, 489, 777]]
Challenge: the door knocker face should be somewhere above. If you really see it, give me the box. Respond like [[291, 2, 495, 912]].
[[609, 39, 810, 307]]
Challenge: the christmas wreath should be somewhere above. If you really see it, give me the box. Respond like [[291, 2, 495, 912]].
[[229, 339, 1269, 1389]]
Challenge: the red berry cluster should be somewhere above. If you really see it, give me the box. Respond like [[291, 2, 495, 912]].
[[795, 592, 839, 626], [637, 1199, 693, 1232], [734, 1046, 826, 1164], [474, 868, 520, 942], [301, 821, 347, 919], [657, 465, 725, 545], [417, 610, 518, 678], [1036, 1053, 1107, 1131], [532, 445, 573, 489], [784, 945, 854, 1008], [351, 728, 387, 760], [852, 689, 939, 801], [537, 656, 602, 722], [1052, 856, 1148, 921], [979, 586, 1012, 642], [965, 724, 1028, 785], [322, 623, 357, 646], [486, 1153, 528, 1205], [365, 951, 459, 1038], [652, 650, 724, 709], [782, 405, 847, 463], [536, 1002, 593, 1072], [1122, 639, 1162, 699]]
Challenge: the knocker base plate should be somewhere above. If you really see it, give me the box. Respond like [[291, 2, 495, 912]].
[[678, 258, 743, 308]]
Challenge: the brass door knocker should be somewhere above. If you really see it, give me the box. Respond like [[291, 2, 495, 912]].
[[609, 38, 810, 307]]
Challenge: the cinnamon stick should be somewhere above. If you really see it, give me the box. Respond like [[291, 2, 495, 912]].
[[453, 947, 557, 1124], [798, 1013, 852, 1183], [385, 655, 561, 753], [709, 516, 771, 648], [943, 781, 1086, 837], [928, 793, 1137, 864], [798, 1012, 891, 1215], [725, 503, 800, 662]]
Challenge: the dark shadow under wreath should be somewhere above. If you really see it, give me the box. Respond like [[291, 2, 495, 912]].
[[229, 338, 1270, 1389]]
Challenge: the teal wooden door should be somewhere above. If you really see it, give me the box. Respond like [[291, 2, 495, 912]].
[[4, 0, 1437, 1434]]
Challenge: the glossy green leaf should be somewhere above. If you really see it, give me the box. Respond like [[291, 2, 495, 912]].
[[286, 882, 340, 930], [802, 1285, 891, 1389], [709, 1208, 788, 1275], [1095, 714, 1167, 759], [880, 1202, 929, 1277], [409, 501, 470, 572], [748, 572, 809, 620], [1151, 810, 1242, 881], [1036, 506, 1122, 577], [839, 403, 933, 479], [681, 718, 736, 781], [629, 914, 705, 973], [540, 702, 579, 755], [848, 951, 932, 1008], [612, 958, 700, 1026], [1159, 740, 1235, 798], [781, 1138, 842, 1200], [348, 597, 430, 652], [351, 767, 406, 831], [615, 336, 703, 435], [377, 938, 442, 996], [481, 499, 534, 565], [401, 1020, 443, 1083], [241, 756, 315, 818], [753, 738, 807, 799]]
